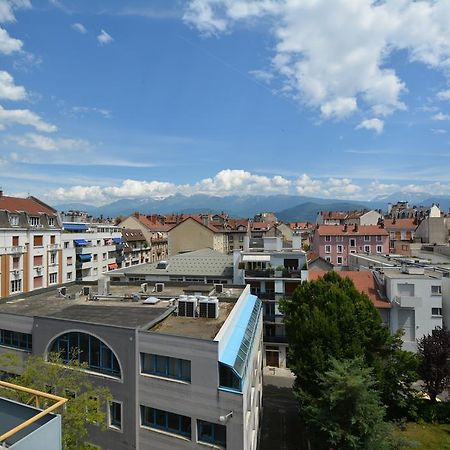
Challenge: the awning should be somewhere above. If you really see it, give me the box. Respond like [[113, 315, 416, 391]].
[[112, 237, 123, 244], [108, 262, 118, 270], [242, 254, 271, 262], [78, 254, 92, 262], [63, 223, 88, 232], [74, 239, 89, 247]]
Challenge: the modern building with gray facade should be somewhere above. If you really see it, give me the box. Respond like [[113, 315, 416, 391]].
[[0, 281, 262, 450]]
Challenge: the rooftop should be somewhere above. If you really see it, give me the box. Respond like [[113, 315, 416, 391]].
[[0, 194, 56, 216], [316, 224, 388, 236]]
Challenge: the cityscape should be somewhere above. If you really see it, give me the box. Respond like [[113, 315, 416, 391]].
[[1, 1, 450, 450]]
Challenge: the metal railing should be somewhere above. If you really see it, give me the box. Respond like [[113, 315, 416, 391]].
[[0, 380, 67, 446]]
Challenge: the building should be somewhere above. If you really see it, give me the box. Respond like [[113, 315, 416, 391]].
[[249, 222, 280, 241], [222, 219, 249, 254], [233, 236, 307, 368], [118, 214, 170, 262], [0, 193, 63, 299], [312, 224, 389, 268], [383, 218, 417, 255], [122, 229, 151, 267], [306, 252, 334, 272], [107, 248, 234, 285], [168, 217, 227, 256], [414, 216, 450, 245], [316, 211, 347, 225], [0, 282, 263, 450], [316, 210, 382, 226], [61, 222, 123, 282], [388, 201, 441, 220]]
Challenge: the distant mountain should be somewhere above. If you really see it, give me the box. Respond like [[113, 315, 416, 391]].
[[371, 191, 432, 205], [276, 201, 369, 223]]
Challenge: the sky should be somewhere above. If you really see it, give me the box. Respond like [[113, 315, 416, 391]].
[[1, 0, 450, 205]]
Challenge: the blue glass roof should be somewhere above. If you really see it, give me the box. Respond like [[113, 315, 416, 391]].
[[78, 254, 92, 262], [73, 239, 88, 246], [63, 223, 88, 231], [112, 237, 123, 244]]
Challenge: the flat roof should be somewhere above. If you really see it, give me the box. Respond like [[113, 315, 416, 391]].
[[382, 269, 442, 280]]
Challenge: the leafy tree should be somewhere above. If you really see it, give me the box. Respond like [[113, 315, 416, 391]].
[[301, 357, 392, 450], [417, 327, 450, 402], [280, 271, 418, 418], [1, 352, 111, 450]]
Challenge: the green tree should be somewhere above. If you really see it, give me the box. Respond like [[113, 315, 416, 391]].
[[301, 357, 392, 450], [280, 271, 418, 418], [1, 352, 111, 450]]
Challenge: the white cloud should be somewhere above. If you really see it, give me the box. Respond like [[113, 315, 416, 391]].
[[325, 178, 361, 197], [356, 118, 384, 134], [368, 180, 400, 197], [0, 70, 26, 100], [183, 0, 450, 122], [0, 105, 57, 132], [437, 89, 450, 101], [0, 26, 22, 53], [248, 69, 273, 84], [0, 0, 31, 23], [97, 29, 113, 45], [72, 22, 87, 34], [8, 133, 89, 151], [71, 105, 111, 118], [433, 112, 450, 121], [295, 174, 322, 196], [431, 128, 447, 134]]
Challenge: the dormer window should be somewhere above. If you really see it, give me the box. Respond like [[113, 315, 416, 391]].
[[9, 215, 19, 226], [29, 216, 40, 227], [48, 217, 55, 227]]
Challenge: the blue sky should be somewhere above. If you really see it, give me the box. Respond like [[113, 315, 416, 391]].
[[1, 0, 450, 205]]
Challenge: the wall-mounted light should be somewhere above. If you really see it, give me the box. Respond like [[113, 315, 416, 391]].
[[219, 411, 233, 423]]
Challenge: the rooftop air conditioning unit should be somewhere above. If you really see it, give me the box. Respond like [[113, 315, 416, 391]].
[[177, 296, 197, 318], [207, 297, 219, 319], [214, 283, 223, 294], [155, 282, 164, 293], [198, 296, 210, 318], [82, 286, 90, 296], [140, 282, 148, 293]]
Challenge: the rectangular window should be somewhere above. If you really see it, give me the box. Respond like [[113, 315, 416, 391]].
[[108, 401, 122, 431], [33, 235, 43, 247], [376, 245, 383, 253], [29, 216, 40, 226], [376, 235, 382, 241], [140, 406, 191, 438], [325, 235, 331, 242], [33, 276, 43, 289], [349, 238, 356, 247], [10, 279, 21, 293], [48, 217, 55, 227], [103, 253, 107, 260], [49, 273, 57, 284], [141, 353, 191, 382], [67, 272, 72, 281], [364, 235, 370, 241], [12, 236, 19, 246], [431, 285, 442, 295], [326, 256, 331, 262], [336, 236, 343, 242], [10, 215, 19, 226], [64, 242, 69, 249], [50, 253, 56, 265], [364, 245, 371, 253], [12, 256, 20, 270], [337, 245, 343, 253], [94, 254, 98, 262], [337, 256, 343, 265], [33, 255, 43, 267], [325, 245, 331, 254], [197, 420, 226, 448], [67, 256, 73, 266], [432, 307, 442, 316], [0, 329, 32, 351], [228, 235, 234, 241]]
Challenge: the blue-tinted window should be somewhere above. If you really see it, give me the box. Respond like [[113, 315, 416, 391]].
[[140, 405, 191, 438], [49, 332, 120, 377], [219, 363, 241, 391], [0, 329, 32, 351], [141, 353, 191, 382], [198, 420, 226, 448], [109, 401, 122, 430]]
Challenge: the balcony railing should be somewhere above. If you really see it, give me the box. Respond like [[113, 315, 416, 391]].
[[0, 380, 66, 446], [264, 335, 288, 344], [47, 244, 59, 251]]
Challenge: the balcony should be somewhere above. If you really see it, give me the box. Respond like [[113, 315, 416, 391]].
[[9, 246, 24, 255], [264, 335, 288, 344], [47, 244, 59, 251], [0, 380, 66, 449], [393, 296, 422, 308]]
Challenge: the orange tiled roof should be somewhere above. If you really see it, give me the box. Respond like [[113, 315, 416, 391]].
[[0, 195, 56, 215], [308, 270, 391, 309], [316, 224, 388, 236], [135, 214, 172, 232], [383, 218, 417, 231]]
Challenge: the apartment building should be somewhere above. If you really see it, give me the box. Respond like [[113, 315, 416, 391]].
[[61, 222, 123, 282], [233, 236, 307, 368], [312, 224, 389, 268], [122, 229, 151, 266], [388, 201, 441, 220], [223, 219, 249, 254], [0, 282, 263, 450], [316, 210, 382, 226], [0, 194, 63, 299], [383, 218, 417, 255]]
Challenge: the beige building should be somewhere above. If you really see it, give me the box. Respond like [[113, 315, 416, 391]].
[[168, 217, 227, 255]]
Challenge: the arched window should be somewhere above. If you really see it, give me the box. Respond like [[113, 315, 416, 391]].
[[49, 332, 121, 377]]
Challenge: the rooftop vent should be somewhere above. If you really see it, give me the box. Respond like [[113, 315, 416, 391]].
[[156, 261, 168, 269]]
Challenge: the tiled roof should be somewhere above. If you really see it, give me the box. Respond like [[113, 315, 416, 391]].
[[289, 222, 313, 230], [0, 195, 56, 215], [320, 211, 348, 220], [250, 221, 274, 231], [169, 216, 225, 234], [135, 214, 172, 232], [308, 270, 391, 309], [383, 218, 417, 231], [316, 224, 388, 236], [122, 228, 146, 241]]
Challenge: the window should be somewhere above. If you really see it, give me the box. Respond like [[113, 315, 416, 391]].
[[49, 273, 57, 284], [337, 245, 343, 253], [29, 216, 40, 226], [141, 353, 191, 382], [364, 245, 371, 253], [33, 255, 43, 267], [67, 256, 73, 266], [376, 245, 383, 253], [349, 238, 356, 247], [102, 253, 107, 260], [10, 279, 21, 293], [325, 235, 331, 242], [140, 406, 191, 438], [0, 329, 32, 351], [336, 236, 343, 242], [337, 256, 343, 265], [325, 245, 331, 254], [12, 236, 19, 246], [376, 235, 382, 241], [108, 401, 122, 431], [364, 235, 370, 241], [10, 215, 19, 226], [228, 235, 234, 241], [33, 276, 43, 289], [431, 285, 442, 295], [197, 420, 226, 448], [64, 242, 69, 249], [33, 235, 43, 247], [50, 235, 56, 244], [48, 217, 55, 227], [432, 308, 442, 316], [67, 272, 72, 281], [239, 236, 244, 242], [326, 256, 331, 262], [49, 332, 121, 377], [93, 254, 98, 262], [50, 253, 56, 265], [12, 257, 19, 270]]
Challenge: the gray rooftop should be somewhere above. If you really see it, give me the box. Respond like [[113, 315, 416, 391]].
[[382, 269, 442, 280], [108, 248, 233, 278]]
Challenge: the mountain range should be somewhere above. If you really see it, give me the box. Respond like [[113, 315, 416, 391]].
[[53, 191, 450, 223]]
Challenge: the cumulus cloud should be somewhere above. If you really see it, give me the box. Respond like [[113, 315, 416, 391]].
[[0, 0, 31, 23], [0, 26, 22, 53], [183, 0, 450, 123], [0, 105, 57, 132], [97, 29, 113, 45], [433, 112, 450, 121], [431, 128, 447, 134], [437, 89, 450, 101], [72, 22, 87, 34], [0, 70, 26, 100], [356, 118, 384, 134], [8, 132, 89, 151], [296, 174, 322, 196], [248, 69, 273, 84]]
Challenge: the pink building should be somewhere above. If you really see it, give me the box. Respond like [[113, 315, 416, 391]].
[[312, 224, 389, 267]]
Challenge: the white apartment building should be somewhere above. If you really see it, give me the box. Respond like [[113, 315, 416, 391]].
[[0, 194, 63, 298], [61, 222, 123, 282]]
